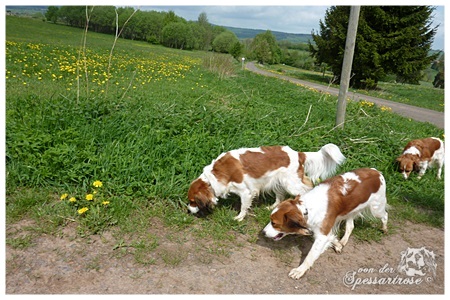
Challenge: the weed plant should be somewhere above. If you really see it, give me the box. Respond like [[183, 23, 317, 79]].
[[202, 52, 237, 79], [6, 17, 444, 251]]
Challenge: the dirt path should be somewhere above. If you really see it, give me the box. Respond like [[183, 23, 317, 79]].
[[5, 218, 444, 294], [245, 62, 444, 129]]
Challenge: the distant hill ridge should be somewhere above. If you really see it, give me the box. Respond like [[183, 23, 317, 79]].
[[221, 25, 313, 43]]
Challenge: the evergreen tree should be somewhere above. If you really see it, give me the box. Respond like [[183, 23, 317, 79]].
[[310, 6, 439, 88]]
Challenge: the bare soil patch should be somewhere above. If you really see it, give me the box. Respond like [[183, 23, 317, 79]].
[[5, 217, 444, 294]]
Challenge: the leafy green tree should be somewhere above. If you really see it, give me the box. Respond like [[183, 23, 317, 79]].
[[253, 39, 271, 64], [212, 31, 239, 53], [229, 41, 243, 60], [163, 10, 184, 26], [90, 6, 115, 33], [187, 21, 205, 50], [251, 30, 281, 64], [45, 6, 59, 23], [116, 7, 136, 38], [58, 6, 87, 27], [433, 52, 444, 88], [139, 10, 165, 44], [197, 12, 214, 51], [310, 6, 439, 89], [161, 22, 193, 50], [133, 9, 189, 46]]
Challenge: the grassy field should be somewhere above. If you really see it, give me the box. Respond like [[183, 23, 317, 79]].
[[266, 64, 445, 112], [5, 17, 444, 260]]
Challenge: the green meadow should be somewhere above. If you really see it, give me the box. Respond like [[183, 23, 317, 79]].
[[264, 63, 445, 112], [6, 16, 444, 257]]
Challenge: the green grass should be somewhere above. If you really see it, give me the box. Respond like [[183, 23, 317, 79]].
[[267, 63, 445, 112], [5, 16, 444, 263]]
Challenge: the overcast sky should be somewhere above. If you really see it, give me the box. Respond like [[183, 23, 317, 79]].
[[140, 4, 445, 51]]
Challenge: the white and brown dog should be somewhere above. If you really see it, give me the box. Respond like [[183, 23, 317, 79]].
[[396, 137, 444, 180], [263, 168, 388, 279], [188, 144, 345, 221]]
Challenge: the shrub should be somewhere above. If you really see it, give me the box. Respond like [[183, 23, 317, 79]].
[[202, 53, 236, 79]]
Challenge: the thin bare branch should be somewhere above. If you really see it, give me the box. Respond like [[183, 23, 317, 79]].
[[105, 7, 139, 94]]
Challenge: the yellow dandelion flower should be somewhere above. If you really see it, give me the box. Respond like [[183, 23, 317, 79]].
[[69, 197, 76, 202], [60, 193, 68, 200], [78, 207, 89, 215], [86, 194, 94, 201], [93, 180, 103, 188], [102, 201, 110, 205]]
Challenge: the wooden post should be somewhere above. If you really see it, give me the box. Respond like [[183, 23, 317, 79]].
[[335, 6, 360, 129]]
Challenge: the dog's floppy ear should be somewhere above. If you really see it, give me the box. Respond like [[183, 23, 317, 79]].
[[188, 178, 215, 211], [284, 207, 308, 232], [195, 193, 213, 211], [286, 217, 304, 230]]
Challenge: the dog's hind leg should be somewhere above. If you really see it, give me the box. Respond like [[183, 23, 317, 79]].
[[338, 218, 354, 248], [380, 211, 388, 234], [370, 201, 388, 234], [436, 159, 444, 179]]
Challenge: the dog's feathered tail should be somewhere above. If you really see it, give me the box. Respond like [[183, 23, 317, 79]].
[[304, 143, 346, 183]]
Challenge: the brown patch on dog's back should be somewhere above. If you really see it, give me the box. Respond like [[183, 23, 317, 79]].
[[319, 168, 382, 235], [240, 146, 290, 179], [211, 153, 244, 185], [297, 152, 313, 188], [403, 138, 442, 160]]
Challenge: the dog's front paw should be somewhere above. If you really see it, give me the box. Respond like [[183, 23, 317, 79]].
[[266, 202, 279, 210], [289, 267, 307, 280], [234, 214, 245, 222], [332, 241, 343, 253]]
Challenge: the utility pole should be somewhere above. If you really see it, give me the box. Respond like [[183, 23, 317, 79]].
[[335, 6, 360, 129]]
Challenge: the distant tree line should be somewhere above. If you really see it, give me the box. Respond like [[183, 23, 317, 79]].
[[45, 6, 243, 55], [45, 6, 443, 89], [44, 6, 296, 66]]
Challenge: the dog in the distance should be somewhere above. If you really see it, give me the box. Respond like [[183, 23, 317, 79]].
[[396, 137, 444, 180], [187, 144, 345, 221], [263, 168, 388, 280]]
